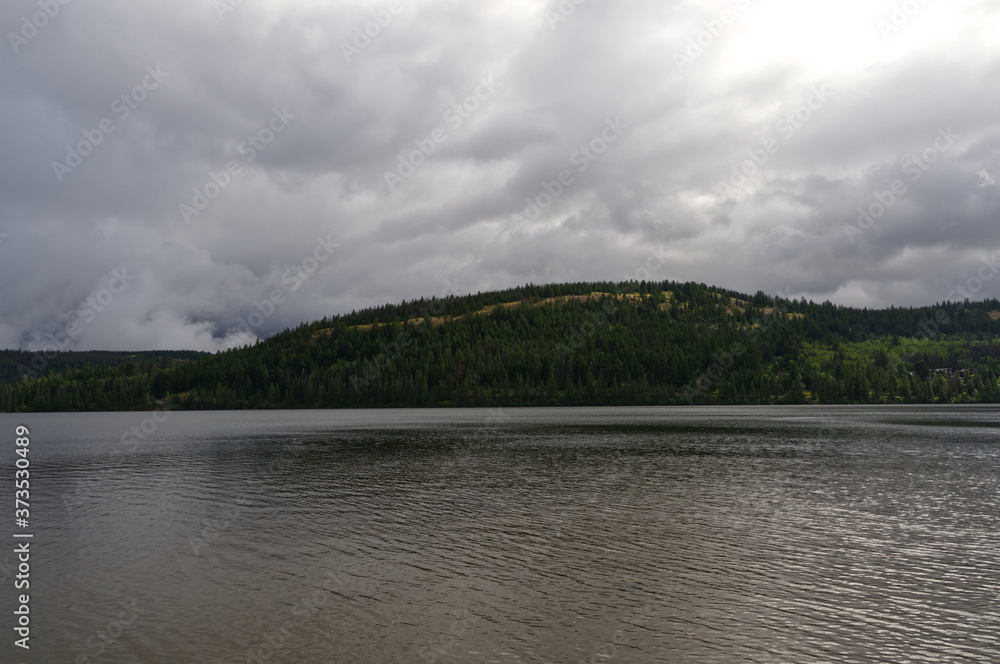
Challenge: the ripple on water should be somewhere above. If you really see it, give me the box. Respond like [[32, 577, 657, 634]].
[[2, 406, 999, 663]]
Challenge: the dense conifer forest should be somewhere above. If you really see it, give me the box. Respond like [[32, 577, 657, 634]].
[[3, 280, 1000, 412], [0, 350, 205, 388]]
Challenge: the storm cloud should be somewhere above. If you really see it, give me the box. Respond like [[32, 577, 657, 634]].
[[2, 0, 999, 351]]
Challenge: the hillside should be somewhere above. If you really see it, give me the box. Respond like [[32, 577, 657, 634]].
[[3, 280, 1000, 412]]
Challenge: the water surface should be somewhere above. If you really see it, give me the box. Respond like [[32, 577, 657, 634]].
[[1, 406, 998, 663]]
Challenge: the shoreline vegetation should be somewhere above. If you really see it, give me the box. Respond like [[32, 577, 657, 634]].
[[2, 281, 1000, 412]]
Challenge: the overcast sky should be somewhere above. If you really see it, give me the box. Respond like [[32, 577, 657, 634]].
[[2, 0, 999, 351]]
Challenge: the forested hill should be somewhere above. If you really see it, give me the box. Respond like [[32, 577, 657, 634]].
[[3, 280, 1000, 412]]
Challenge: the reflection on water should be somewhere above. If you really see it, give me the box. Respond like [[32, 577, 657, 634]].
[[2, 406, 999, 663]]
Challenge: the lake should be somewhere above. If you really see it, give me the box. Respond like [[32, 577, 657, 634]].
[[1, 406, 999, 663]]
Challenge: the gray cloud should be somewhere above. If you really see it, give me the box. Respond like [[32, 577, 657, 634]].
[[2, 0, 999, 351]]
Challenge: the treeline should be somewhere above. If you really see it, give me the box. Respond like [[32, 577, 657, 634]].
[[0, 350, 206, 385], [2, 281, 999, 412]]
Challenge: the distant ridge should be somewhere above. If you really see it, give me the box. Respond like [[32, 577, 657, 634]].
[[3, 281, 1000, 411], [0, 350, 207, 385]]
